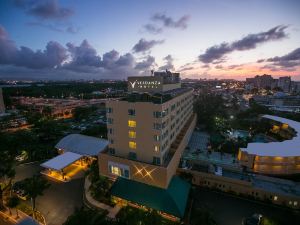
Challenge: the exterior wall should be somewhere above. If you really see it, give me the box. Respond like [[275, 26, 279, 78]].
[[99, 113, 196, 189], [106, 89, 193, 165], [177, 168, 300, 210], [239, 150, 300, 175]]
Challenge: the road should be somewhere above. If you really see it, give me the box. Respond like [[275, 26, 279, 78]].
[[192, 187, 300, 225], [13, 162, 84, 225]]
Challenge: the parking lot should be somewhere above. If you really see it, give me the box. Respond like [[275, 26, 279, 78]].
[[14, 162, 85, 225]]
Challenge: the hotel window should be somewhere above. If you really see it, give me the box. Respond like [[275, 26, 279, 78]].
[[128, 120, 136, 127], [106, 107, 113, 113], [154, 135, 160, 141], [128, 131, 136, 138], [154, 145, 160, 152], [109, 139, 114, 144], [108, 164, 129, 178], [274, 196, 278, 201], [108, 128, 113, 134], [128, 109, 136, 116], [109, 148, 115, 155], [128, 152, 137, 160], [107, 118, 113, 124], [153, 156, 161, 165], [129, 141, 137, 149], [153, 123, 161, 130], [294, 201, 298, 206], [153, 111, 162, 118]]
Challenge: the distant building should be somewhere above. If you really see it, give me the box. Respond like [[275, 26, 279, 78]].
[[278, 76, 292, 92], [246, 74, 274, 89], [0, 88, 5, 114], [238, 115, 300, 176]]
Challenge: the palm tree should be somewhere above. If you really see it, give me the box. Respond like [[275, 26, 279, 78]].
[[7, 196, 20, 218], [23, 175, 50, 219], [0, 149, 15, 210]]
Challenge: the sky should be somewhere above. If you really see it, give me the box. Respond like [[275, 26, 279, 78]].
[[0, 0, 299, 81]]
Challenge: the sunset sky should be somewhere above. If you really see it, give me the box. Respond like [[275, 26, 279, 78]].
[[0, 0, 299, 80]]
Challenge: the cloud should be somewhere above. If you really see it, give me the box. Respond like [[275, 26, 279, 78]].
[[199, 25, 288, 64], [258, 47, 300, 70], [135, 56, 156, 70], [14, 0, 73, 20], [66, 40, 102, 67], [26, 21, 64, 32], [0, 25, 67, 69], [132, 38, 164, 53], [143, 24, 162, 35], [0, 26, 157, 80], [178, 66, 194, 72], [143, 13, 190, 34], [152, 13, 190, 29], [158, 55, 175, 71]]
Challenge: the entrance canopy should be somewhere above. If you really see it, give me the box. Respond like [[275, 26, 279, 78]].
[[111, 176, 190, 218], [41, 152, 82, 171]]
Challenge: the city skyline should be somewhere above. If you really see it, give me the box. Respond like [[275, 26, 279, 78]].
[[0, 0, 300, 81]]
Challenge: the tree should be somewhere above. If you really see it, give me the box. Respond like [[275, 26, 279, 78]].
[[23, 175, 50, 218], [7, 196, 20, 217], [194, 93, 227, 131], [0, 147, 15, 210], [63, 207, 108, 225], [191, 207, 217, 225]]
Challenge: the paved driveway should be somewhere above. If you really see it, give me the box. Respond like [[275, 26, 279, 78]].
[[14, 162, 85, 225]]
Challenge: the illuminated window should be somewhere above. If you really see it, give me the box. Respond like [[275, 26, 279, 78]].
[[294, 201, 298, 206], [109, 165, 121, 176], [128, 131, 136, 138], [154, 145, 160, 152], [274, 196, 278, 201], [128, 120, 136, 127], [129, 141, 137, 149]]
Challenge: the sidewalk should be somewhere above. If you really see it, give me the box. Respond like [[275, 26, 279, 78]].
[[84, 177, 121, 219], [0, 206, 40, 225]]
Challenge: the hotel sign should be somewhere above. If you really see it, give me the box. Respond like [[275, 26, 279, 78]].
[[128, 76, 163, 92]]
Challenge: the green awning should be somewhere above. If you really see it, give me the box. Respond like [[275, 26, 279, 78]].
[[111, 176, 190, 218]]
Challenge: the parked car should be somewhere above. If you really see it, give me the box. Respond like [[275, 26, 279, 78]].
[[12, 180, 28, 200]]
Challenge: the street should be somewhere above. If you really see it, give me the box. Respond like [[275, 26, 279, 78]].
[[193, 187, 300, 225]]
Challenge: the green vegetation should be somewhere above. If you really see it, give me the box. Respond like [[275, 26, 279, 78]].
[[63, 206, 178, 225], [194, 93, 227, 131], [116, 206, 178, 225], [23, 175, 50, 219], [6, 196, 20, 217], [63, 207, 108, 225], [87, 161, 114, 206], [190, 207, 217, 225], [3, 82, 127, 106], [73, 106, 98, 121]]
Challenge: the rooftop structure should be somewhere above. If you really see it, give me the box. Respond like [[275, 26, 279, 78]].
[[56, 134, 109, 156], [238, 115, 300, 175]]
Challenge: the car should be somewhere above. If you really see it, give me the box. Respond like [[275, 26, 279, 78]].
[[242, 214, 263, 225], [12, 180, 28, 200]]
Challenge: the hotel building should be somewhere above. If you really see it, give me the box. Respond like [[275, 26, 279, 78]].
[[238, 115, 300, 176], [98, 71, 196, 219]]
